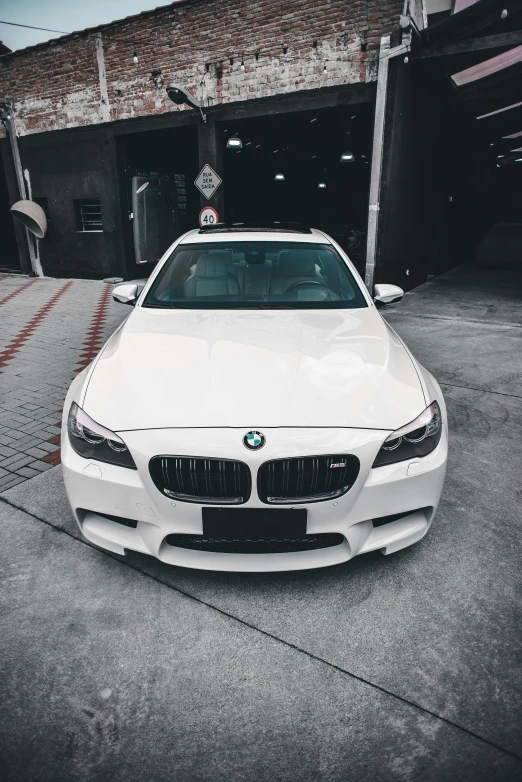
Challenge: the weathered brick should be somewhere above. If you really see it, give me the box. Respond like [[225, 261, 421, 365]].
[[0, 0, 401, 139]]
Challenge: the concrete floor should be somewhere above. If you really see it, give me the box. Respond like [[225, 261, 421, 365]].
[[1, 265, 521, 781]]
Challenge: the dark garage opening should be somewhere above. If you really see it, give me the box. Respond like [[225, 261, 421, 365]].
[[444, 103, 522, 271], [407, 5, 522, 280], [222, 105, 373, 276], [0, 155, 20, 273], [116, 125, 199, 277]]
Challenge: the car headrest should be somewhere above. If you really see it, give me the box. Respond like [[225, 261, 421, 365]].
[[280, 250, 317, 276], [195, 254, 230, 277], [211, 250, 234, 264]]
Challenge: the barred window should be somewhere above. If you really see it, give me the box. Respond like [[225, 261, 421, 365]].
[[74, 199, 103, 232]]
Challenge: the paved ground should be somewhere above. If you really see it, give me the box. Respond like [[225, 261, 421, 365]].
[[0, 275, 127, 490], [1, 266, 521, 781]]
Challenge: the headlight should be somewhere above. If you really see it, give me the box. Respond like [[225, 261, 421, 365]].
[[67, 403, 136, 469], [373, 401, 442, 468]]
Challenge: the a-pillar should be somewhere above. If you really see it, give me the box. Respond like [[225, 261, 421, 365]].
[[197, 116, 225, 222]]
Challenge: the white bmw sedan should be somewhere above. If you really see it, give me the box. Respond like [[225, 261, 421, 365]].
[[62, 226, 448, 572]]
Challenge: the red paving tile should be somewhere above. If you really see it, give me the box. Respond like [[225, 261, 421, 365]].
[[42, 451, 61, 466], [75, 284, 112, 373], [0, 279, 127, 484], [45, 284, 113, 464], [0, 278, 38, 307], [0, 281, 73, 370]]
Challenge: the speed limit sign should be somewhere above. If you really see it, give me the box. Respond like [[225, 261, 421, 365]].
[[199, 206, 219, 227]]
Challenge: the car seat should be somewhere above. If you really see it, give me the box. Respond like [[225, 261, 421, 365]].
[[269, 250, 323, 294], [184, 254, 240, 297]]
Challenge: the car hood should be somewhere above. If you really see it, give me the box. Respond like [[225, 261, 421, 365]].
[[83, 307, 426, 431]]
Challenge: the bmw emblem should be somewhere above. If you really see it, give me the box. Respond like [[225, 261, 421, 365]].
[[244, 430, 265, 450]]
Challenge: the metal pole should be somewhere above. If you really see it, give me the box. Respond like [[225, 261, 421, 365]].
[[364, 37, 410, 292], [365, 36, 391, 292], [4, 113, 42, 276]]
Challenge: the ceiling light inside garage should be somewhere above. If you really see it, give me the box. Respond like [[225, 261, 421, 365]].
[[318, 182, 327, 189], [274, 173, 285, 180], [227, 137, 242, 149], [340, 151, 355, 162], [503, 130, 522, 138]]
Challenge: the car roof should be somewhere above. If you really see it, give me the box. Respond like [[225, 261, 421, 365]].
[[179, 227, 332, 245]]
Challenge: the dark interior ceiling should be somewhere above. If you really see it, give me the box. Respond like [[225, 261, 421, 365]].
[[412, 0, 522, 266], [413, 0, 522, 159], [415, 0, 522, 139], [221, 104, 373, 270]]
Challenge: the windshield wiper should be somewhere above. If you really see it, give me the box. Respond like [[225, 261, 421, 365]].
[[142, 302, 188, 309]]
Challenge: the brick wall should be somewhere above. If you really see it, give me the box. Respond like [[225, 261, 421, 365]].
[[0, 0, 402, 138]]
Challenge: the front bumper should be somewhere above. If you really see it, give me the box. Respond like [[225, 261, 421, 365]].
[[61, 424, 448, 572]]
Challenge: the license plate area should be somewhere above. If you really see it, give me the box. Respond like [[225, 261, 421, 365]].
[[202, 507, 307, 539]]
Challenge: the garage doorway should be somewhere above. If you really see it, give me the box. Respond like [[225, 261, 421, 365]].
[[222, 105, 373, 276], [116, 125, 199, 276]]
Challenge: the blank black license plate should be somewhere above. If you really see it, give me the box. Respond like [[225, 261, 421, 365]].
[[202, 508, 307, 539]]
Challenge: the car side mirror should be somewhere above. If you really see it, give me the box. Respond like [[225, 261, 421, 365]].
[[374, 283, 404, 305], [113, 283, 139, 306]]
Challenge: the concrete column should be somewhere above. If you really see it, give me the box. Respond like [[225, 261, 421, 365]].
[[197, 117, 225, 221], [0, 138, 32, 275]]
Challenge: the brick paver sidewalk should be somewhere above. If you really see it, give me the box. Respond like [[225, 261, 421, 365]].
[[0, 275, 128, 490]]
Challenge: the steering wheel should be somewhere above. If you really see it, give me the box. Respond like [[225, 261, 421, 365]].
[[284, 280, 328, 294], [284, 281, 333, 300]]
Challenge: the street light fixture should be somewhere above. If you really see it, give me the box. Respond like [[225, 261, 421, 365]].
[[166, 84, 206, 122]]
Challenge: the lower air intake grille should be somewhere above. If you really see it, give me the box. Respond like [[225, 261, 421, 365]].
[[257, 454, 359, 504], [165, 532, 345, 554], [149, 456, 251, 504]]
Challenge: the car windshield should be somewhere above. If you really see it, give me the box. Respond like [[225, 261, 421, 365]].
[[142, 241, 367, 309]]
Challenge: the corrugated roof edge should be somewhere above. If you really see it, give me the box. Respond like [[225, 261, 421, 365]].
[[0, 0, 190, 59]]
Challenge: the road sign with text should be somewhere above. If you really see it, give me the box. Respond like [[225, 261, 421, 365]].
[[194, 164, 222, 200]]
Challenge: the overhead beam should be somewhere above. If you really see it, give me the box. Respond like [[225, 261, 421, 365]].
[[451, 44, 522, 85], [415, 29, 522, 58], [476, 100, 522, 118], [473, 102, 522, 138], [453, 64, 522, 100], [422, 0, 522, 45]]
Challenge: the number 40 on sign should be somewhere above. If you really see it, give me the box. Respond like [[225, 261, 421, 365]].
[[199, 206, 219, 227]]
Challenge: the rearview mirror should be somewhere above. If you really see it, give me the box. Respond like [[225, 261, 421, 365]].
[[113, 283, 139, 306], [374, 284, 404, 305]]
